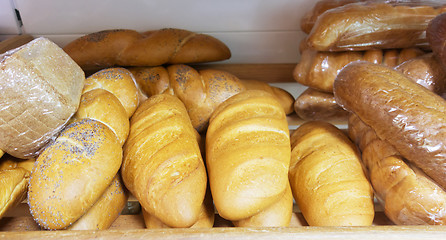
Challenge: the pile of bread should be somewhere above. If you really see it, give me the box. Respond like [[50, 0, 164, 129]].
[[1, 0, 446, 231]]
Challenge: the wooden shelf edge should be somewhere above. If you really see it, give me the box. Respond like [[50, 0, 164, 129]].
[[1, 225, 446, 240]]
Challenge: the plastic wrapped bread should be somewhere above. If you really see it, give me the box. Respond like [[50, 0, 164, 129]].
[[0, 37, 85, 159]]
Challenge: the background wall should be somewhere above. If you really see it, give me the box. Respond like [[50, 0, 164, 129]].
[[0, 0, 316, 64]]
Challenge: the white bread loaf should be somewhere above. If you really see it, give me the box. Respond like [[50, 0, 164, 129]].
[[0, 37, 84, 159]]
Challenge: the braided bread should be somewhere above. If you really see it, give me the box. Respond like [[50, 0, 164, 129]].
[[63, 28, 231, 71]]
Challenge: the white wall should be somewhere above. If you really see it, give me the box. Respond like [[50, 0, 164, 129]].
[[0, 0, 317, 63]]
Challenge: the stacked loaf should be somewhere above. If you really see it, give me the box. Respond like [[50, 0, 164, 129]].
[[293, 0, 446, 121], [334, 61, 446, 224], [28, 67, 140, 230]]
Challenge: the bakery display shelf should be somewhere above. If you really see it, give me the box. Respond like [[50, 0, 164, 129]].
[[0, 62, 445, 238], [1, 199, 446, 239]]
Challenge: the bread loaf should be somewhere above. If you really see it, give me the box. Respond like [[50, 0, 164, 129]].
[[300, 0, 362, 34], [82, 67, 139, 118], [306, 2, 446, 51], [122, 94, 207, 228], [129, 65, 245, 132], [240, 79, 295, 115], [63, 28, 231, 71], [333, 61, 446, 190], [395, 53, 446, 95], [294, 87, 349, 121], [348, 114, 446, 225], [28, 119, 122, 230], [232, 183, 293, 227], [68, 174, 128, 230], [0, 34, 34, 54], [427, 12, 446, 68], [0, 37, 84, 159], [289, 120, 374, 226], [142, 189, 214, 229], [0, 168, 29, 219], [293, 48, 424, 93], [206, 90, 290, 221]]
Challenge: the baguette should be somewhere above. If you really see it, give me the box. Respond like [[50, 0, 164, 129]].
[[333, 61, 446, 190], [0, 168, 29, 219], [294, 48, 424, 92], [129, 65, 245, 132], [348, 114, 446, 225], [206, 90, 290, 221], [63, 28, 231, 71], [306, 2, 446, 51], [68, 174, 129, 230], [122, 94, 207, 228], [289, 120, 374, 226], [0, 37, 84, 159], [294, 87, 348, 121], [395, 53, 446, 95], [28, 119, 123, 230]]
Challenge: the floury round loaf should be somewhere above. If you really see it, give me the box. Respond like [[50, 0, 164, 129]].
[[0, 37, 85, 159]]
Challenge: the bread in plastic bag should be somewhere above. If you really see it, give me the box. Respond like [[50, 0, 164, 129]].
[[306, 1, 446, 51], [0, 37, 85, 159]]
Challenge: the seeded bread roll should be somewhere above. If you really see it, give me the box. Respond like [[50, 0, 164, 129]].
[[206, 90, 290, 221], [289, 121, 374, 226], [68, 174, 128, 230], [122, 94, 207, 228], [334, 61, 446, 190], [63, 28, 231, 71], [0, 168, 29, 219], [0, 37, 84, 159], [28, 119, 122, 230]]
